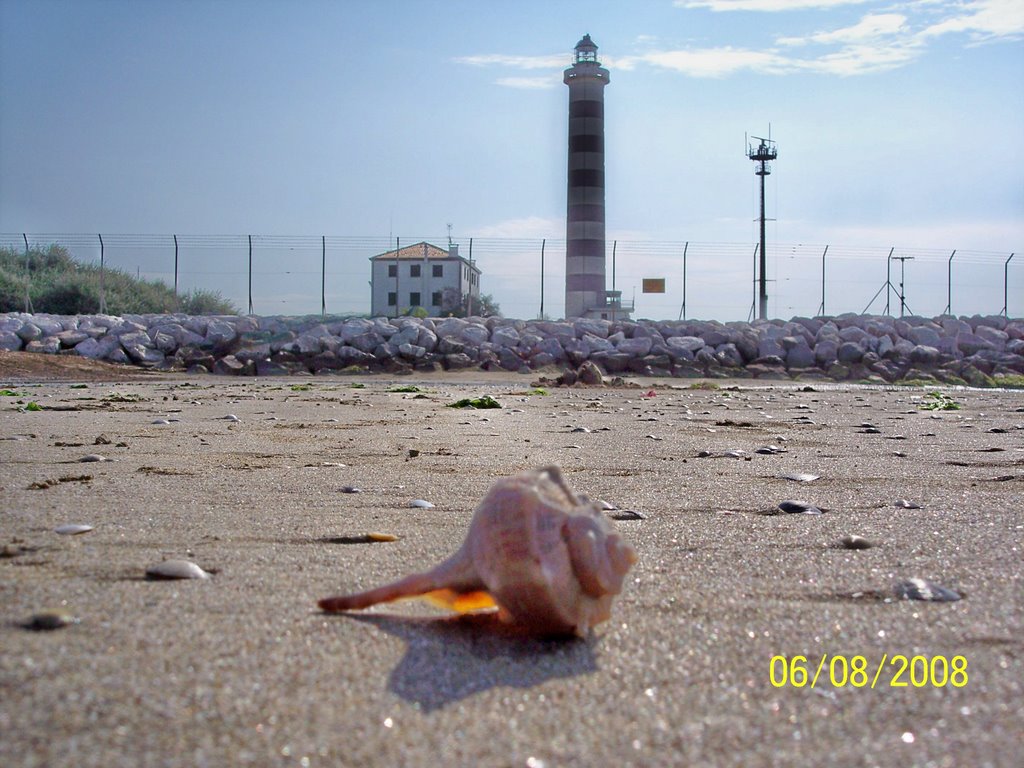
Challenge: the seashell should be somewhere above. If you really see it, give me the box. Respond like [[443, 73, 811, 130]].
[[838, 534, 874, 550], [894, 499, 921, 509], [409, 499, 435, 509], [319, 466, 638, 637], [778, 499, 824, 515], [894, 578, 960, 602], [78, 454, 110, 463], [54, 524, 94, 535], [780, 472, 820, 483], [145, 559, 212, 580], [24, 609, 79, 631]]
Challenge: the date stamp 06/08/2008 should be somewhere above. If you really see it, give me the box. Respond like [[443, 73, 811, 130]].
[[769, 654, 968, 689]]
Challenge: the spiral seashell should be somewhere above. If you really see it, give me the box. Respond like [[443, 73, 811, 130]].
[[318, 466, 637, 637]]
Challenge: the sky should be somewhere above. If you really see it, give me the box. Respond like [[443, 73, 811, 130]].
[[1, 0, 1022, 320]]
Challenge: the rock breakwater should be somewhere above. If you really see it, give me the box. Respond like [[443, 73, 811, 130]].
[[2, 312, 1022, 385]]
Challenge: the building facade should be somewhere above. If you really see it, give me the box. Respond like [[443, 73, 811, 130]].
[[369, 241, 481, 318]]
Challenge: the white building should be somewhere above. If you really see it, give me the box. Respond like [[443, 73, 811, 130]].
[[369, 241, 481, 318]]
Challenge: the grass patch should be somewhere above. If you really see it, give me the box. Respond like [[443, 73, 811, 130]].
[[102, 392, 145, 403], [994, 374, 1024, 389], [389, 385, 423, 393], [289, 383, 313, 391], [919, 391, 961, 411], [447, 395, 502, 409]]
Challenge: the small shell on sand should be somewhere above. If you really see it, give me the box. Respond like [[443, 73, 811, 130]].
[[780, 472, 820, 483], [838, 534, 874, 550], [78, 454, 111, 463], [367, 532, 399, 542], [54, 524, 94, 535], [145, 559, 212, 580], [778, 499, 823, 515], [24, 609, 79, 631], [894, 578, 961, 602], [409, 499, 435, 509], [894, 499, 922, 509]]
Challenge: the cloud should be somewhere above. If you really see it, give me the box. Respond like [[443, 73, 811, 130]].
[[919, 0, 1024, 43], [495, 76, 559, 90], [777, 13, 908, 46], [629, 47, 795, 77], [676, 0, 869, 10], [472, 216, 563, 239], [455, 53, 565, 70], [457, 1, 1023, 83]]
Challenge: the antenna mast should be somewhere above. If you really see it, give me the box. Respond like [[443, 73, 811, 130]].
[[747, 132, 777, 320]]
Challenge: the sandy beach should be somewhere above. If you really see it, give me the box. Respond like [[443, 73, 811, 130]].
[[1, 358, 1021, 767]]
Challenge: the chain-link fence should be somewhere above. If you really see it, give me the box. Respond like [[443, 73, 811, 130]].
[[1, 233, 1017, 320]]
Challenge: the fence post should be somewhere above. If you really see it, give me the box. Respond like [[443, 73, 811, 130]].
[[678, 241, 688, 321], [22, 233, 31, 313], [247, 235, 253, 315], [321, 235, 326, 317], [539, 238, 545, 319], [884, 247, 894, 315], [816, 245, 828, 316], [1003, 253, 1015, 318], [467, 237, 474, 317], [173, 234, 179, 304], [943, 249, 956, 315], [98, 234, 106, 314]]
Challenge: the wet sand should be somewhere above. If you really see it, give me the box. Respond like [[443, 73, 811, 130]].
[[1, 369, 1022, 767]]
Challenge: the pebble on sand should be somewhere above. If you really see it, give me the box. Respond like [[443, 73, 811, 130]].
[[894, 578, 961, 602], [54, 524, 94, 535], [894, 499, 922, 509], [409, 499, 436, 509], [145, 559, 212, 580]]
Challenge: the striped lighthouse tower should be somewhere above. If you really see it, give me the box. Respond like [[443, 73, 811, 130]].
[[564, 34, 609, 319]]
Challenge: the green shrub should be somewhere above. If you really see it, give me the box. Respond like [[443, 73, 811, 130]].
[[0, 244, 238, 315]]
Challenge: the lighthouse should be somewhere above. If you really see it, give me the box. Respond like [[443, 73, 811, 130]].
[[564, 34, 610, 319]]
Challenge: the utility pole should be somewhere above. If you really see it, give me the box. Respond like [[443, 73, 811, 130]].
[[747, 132, 777, 320]]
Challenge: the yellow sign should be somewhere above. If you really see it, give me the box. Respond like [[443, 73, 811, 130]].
[[642, 278, 666, 294]]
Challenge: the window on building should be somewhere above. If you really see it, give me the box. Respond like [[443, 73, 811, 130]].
[[431, 291, 442, 307], [410, 264, 421, 278], [388, 292, 397, 306], [409, 292, 421, 307], [388, 264, 397, 278], [432, 264, 443, 278]]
